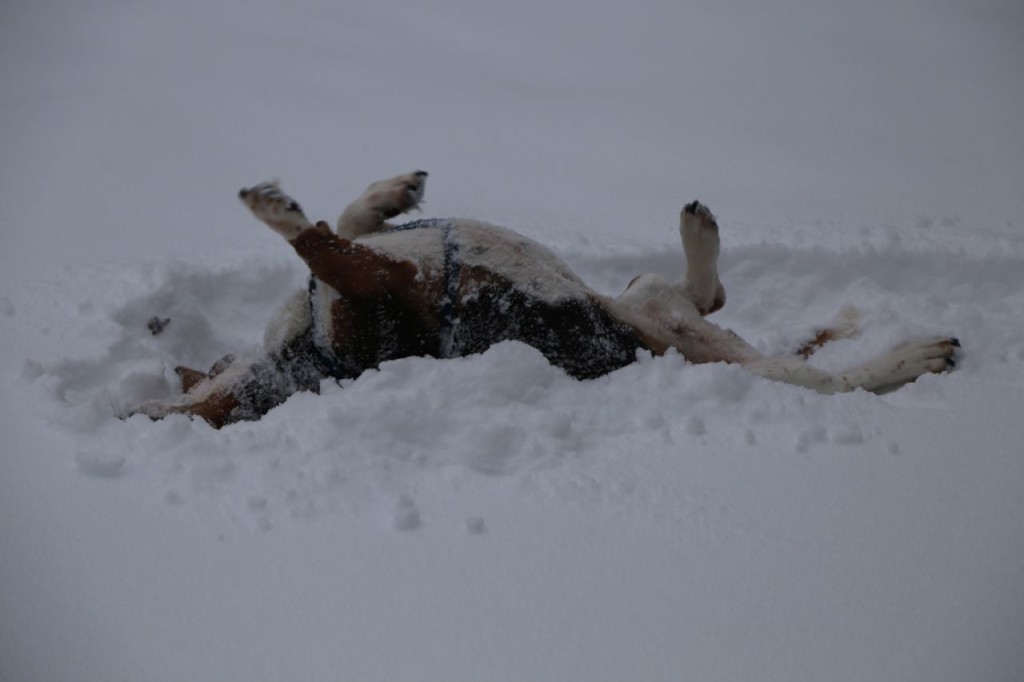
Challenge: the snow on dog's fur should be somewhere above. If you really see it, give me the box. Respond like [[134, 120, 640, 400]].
[[132, 171, 959, 428]]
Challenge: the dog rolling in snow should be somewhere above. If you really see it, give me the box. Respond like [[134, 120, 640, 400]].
[[132, 170, 959, 428]]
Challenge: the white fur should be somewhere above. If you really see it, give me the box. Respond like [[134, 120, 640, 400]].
[[678, 205, 725, 313], [263, 288, 311, 351]]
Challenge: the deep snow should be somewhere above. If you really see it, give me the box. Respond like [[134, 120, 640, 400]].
[[2, 0, 1023, 680]]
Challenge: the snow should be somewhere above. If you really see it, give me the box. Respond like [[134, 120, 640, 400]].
[[2, 0, 1023, 680]]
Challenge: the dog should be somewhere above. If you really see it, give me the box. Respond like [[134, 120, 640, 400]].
[[132, 171, 959, 428]]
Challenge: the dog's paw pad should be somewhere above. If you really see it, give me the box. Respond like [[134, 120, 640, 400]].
[[682, 200, 717, 228]]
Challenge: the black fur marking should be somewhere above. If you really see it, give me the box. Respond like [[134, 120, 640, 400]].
[[228, 357, 301, 423], [454, 273, 642, 380]]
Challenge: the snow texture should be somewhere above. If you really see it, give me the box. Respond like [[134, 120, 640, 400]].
[[2, 0, 1023, 681]]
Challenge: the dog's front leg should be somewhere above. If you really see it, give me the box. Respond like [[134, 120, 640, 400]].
[[131, 354, 295, 428], [337, 170, 428, 238], [239, 181, 420, 299]]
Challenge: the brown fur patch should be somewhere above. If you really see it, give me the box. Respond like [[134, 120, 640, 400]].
[[796, 328, 838, 358], [291, 230, 420, 299], [174, 366, 207, 393]]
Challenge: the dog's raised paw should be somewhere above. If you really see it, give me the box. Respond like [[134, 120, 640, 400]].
[[239, 181, 313, 240], [369, 170, 429, 218], [239, 181, 303, 214], [681, 200, 719, 236], [682, 200, 718, 229]]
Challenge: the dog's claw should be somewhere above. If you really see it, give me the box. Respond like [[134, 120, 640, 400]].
[[945, 357, 956, 368], [683, 200, 716, 224], [950, 337, 961, 347]]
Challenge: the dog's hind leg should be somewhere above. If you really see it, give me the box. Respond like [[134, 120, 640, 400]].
[[679, 201, 726, 315], [744, 336, 958, 393]]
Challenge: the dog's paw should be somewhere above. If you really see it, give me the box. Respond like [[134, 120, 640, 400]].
[[239, 181, 313, 240], [681, 200, 718, 232], [338, 170, 428, 238], [364, 170, 428, 219], [684, 199, 716, 223], [868, 336, 960, 391], [893, 336, 960, 372]]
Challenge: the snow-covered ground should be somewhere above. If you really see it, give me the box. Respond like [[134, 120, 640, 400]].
[[2, 0, 1023, 680]]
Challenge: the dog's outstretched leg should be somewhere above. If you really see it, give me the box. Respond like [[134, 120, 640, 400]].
[[337, 170, 428, 238], [743, 336, 959, 393], [239, 181, 420, 298]]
